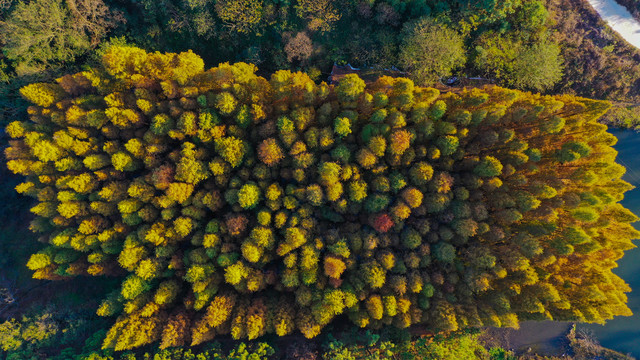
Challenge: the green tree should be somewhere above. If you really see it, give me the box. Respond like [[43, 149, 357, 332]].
[[398, 19, 466, 85], [473, 33, 563, 91], [336, 74, 366, 103], [0, 0, 121, 75]]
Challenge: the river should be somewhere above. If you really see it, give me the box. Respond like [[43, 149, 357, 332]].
[[579, 128, 640, 357]]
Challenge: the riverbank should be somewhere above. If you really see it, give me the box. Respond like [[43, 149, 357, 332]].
[[547, 0, 640, 105], [549, 0, 640, 129]]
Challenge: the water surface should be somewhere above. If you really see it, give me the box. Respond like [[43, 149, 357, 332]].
[[587, 0, 640, 49]]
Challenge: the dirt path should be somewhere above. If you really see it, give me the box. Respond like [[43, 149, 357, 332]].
[[481, 321, 574, 356], [586, 0, 640, 49]]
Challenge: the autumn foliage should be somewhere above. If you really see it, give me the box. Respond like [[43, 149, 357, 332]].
[[5, 46, 638, 350]]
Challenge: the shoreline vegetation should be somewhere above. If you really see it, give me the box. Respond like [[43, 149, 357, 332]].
[[0, 0, 638, 130], [2, 45, 638, 357]]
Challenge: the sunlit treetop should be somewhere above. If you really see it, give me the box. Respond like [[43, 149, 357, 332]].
[[5, 46, 637, 351]]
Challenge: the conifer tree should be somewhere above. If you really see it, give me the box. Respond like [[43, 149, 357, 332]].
[[6, 46, 638, 349]]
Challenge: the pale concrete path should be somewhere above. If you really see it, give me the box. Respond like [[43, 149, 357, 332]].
[[586, 0, 640, 49]]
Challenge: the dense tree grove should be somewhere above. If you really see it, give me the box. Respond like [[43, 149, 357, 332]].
[[616, 0, 640, 23], [0, 0, 571, 127], [4, 46, 638, 351]]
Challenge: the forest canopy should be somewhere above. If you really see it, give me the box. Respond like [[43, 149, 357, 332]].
[[4, 46, 638, 351]]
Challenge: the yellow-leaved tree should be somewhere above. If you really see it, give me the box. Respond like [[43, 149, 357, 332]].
[[5, 46, 638, 350]]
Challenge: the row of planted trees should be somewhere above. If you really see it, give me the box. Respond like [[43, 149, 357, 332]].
[[4, 46, 637, 351]]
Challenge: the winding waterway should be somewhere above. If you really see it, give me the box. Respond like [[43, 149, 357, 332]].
[[580, 128, 640, 357]]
